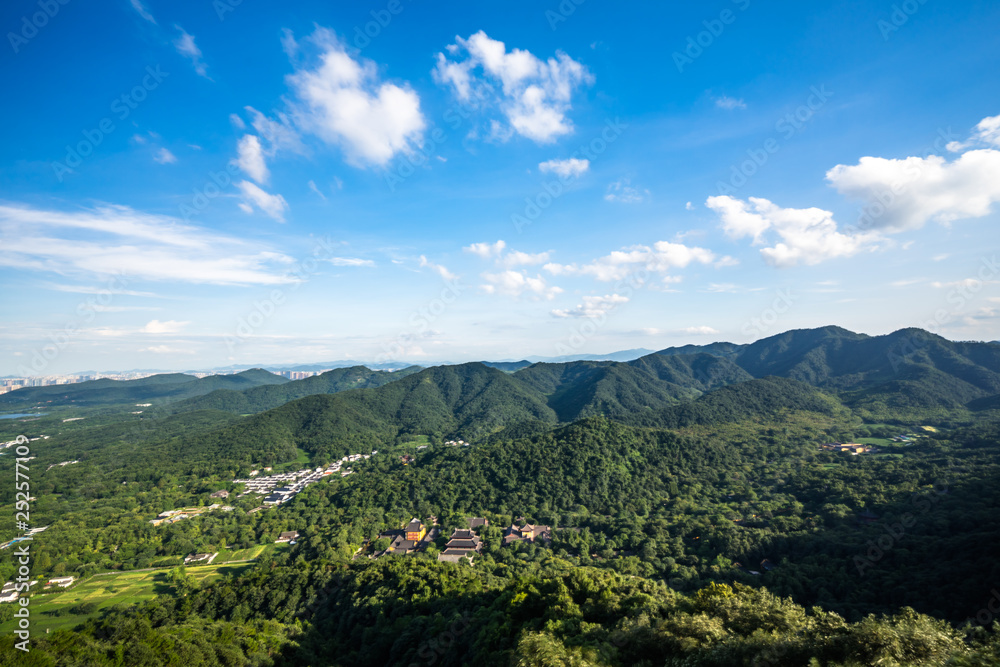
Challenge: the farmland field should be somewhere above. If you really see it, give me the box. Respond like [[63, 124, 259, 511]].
[[0, 562, 253, 634]]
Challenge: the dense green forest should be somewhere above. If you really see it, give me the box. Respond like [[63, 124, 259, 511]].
[[2, 326, 1000, 665]]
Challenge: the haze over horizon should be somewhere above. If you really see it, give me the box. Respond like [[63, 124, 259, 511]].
[[3, 1, 1000, 376]]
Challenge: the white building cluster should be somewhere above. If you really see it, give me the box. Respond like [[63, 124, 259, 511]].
[[233, 452, 373, 506]]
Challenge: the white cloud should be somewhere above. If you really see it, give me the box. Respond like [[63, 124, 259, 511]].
[[141, 345, 195, 355], [286, 27, 425, 166], [604, 178, 647, 203], [236, 181, 289, 222], [714, 95, 746, 110], [142, 319, 189, 334], [538, 158, 589, 178], [972, 114, 1000, 148], [464, 240, 506, 259], [174, 26, 209, 78], [501, 250, 551, 267], [0, 203, 297, 285], [130, 0, 156, 23], [235, 135, 269, 183], [552, 294, 628, 318], [481, 270, 562, 300], [328, 257, 375, 267], [640, 325, 719, 336], [419, 256, 457, 281], [826, 149, 1000, 232], [153, 147, 176, 164], [434, 30, 592, 143], [308, 180, 327, 200], [706, 195, 884, 267], [229, 113, 246, 130], [545, 241, 717, 282]]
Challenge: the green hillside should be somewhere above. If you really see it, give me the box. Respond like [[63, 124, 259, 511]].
[[0, 368, 288, 408], [164, 365, 422, 414]]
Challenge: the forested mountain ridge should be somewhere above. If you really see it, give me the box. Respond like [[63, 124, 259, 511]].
[[162, 364, 422, 415], [0, 368, 288, 407], [199, 362, 559, 463]]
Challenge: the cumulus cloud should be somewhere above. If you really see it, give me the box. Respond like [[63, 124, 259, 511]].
[[174, 26, 209, 78], [705, 113, 1000, 266], [286, 27, 425, 166], [826, 149, 1000, 232], [973, 114, 1000, 147], [500, 250, 551, 267], [552, 294, 628, 318], [538, 158, 589, 178], [464, 240, 506, 259], [544, 241, 718, 282], [604, 178, 647, 203], [235, 135, 269, 183], [0, 203, 297, 285], [433, 30, 592, 143], [707, 195, 882, 268], [236, 181, 289, 222], [482, 270, 562, 299]]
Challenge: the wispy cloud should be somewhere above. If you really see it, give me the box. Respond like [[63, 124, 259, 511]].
[[714, 95, 747, 110], [174, 25, 209, 79], [604, 178, 648, 203], [153, 147, 177, 164], [130, 0, 156, 24], [0, 203, 298, 286]]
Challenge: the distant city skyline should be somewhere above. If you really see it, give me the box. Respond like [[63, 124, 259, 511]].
[[2, 1, 999, 376]]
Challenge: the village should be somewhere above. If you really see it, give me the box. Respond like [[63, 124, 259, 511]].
[[232, 452, 371, 507], [361, 516, 553, 565], [148, 452, 374, 526]]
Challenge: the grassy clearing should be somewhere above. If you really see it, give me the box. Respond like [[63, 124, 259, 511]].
[[0, 561, 253, 634], [215, 544, 269, 562]]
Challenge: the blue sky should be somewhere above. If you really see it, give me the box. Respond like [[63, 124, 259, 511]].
[[2, 0, 999, 374]]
